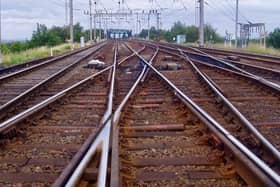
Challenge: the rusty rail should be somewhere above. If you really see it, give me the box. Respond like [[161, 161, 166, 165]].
[[0, 42, 107, 114], [52, 46, 145, 187], [126, 43, 280, 187], [146, 42, 280, 170], [0, 42, 106, 82], [110, 46, 159, 187]]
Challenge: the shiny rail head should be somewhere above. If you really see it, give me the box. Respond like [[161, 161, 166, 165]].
[[125, 42, 280, 186]]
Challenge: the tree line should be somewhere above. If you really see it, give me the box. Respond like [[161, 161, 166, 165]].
[[1, 23, 104, 54], [1, 22, 280, 55], [140, 21, 280, 49], [267, 28, 280, 49], [139, 22, 223, 43]]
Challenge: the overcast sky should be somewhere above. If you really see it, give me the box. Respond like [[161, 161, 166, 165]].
[[1, 0, 280, 40]]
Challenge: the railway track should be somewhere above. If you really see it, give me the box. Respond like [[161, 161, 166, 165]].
[[194, 61, 280, 149], [0, 44, 102, 79], [0, 43, 120, 186], [0, 41, 151, 186], [137, 39, 280, 85], [0, 42, 107, 107], [116, 44, 280, 186], [138, 42, 280, 170], [0, 66, 110, 186], [0, 40, 279, 186], [222, 60, 280, 85], [0, 56, 53, 77], [115, 73, 247, 186], [197, 47, 280, 71], [186, 47, 280, 86], [52, 44, 158, 187], [114, 47, 155, 110], [0, 42, 117, 124], [51, 42, 280, 187]]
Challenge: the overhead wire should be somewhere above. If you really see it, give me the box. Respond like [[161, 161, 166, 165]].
[[223, 0, 251, 23], [205, 0, 236, 22]]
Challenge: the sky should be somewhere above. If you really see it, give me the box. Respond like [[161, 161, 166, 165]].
[[1, 0, 280, 41]]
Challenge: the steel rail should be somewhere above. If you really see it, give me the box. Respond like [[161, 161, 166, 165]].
[[222, 57, 280, 74], [115, 46, 159, 117], [64, 45, 157, 187], [137, 39, 280, 91], [138, 39, 280, 64], [0, 56, 53, 76], [53, 45, 146, 187], [221, 59, 280, 85], [0, 66, 111, 135], [186, 46, 280, 91], [64, 47, 118, 187], [110, 46, 159, 187], [147, 43, 280, 164], [0, 42, 106, 82], [0, 42, 107, 114], [177, 49, 280, 162], [154, 41, 280, 91], [144, 43, 268, 84], [140, 49, 158, 82], [126, 43, 280, 186], [197, 46, 280, 65], [0, 45, 145, 136]]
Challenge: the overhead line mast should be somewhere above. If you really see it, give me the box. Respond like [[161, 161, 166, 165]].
[[235, 0, 239, 48], [199, 0, 204, 47], [69, 0, 74, 49], [0, 0, 2, 65], [65, 0, 68, 25], [89, 0, 93, 42]]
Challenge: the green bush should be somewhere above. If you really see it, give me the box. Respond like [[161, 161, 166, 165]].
[[139, 22, 222, 43], [63, 45, 71, 50], [268, 28, 280, 49], [1, 43, 10, 54], [1, 22, 91, 56]]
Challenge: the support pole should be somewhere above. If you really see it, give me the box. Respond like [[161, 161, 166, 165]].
[[235, 0, 239, 48], [69, 0, 74, 50], [65, 0, 68, 25], [148, 12, 150, 40], [199, 0, 204, 47], [264, 26, 266, 49], [94, 1, 97, 41], [89, 0, 93, 42], [0, 0, 2, 65], [136, 12, 139, 35], [156, 11, 160, 40], [99, 14, 102, 40], [156, 11, 160, 31]]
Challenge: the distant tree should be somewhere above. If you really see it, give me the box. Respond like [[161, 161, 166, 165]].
[[204, 24, 223, 43], [2, 22, 94, 54], [184, 26, 199, 43], [171, 21, 187, 35], [29, 24, 49, 47], [139, 27, 159, 40], [139, 29, 149, 38], [268, 28, 280, 49], [9, 42, 28, 53], [139, 21, 222, 44], [49, 26, 68, 42], [163, 30, 173, 42], [73, 23, 86, 42], [1, 43, 10, 54], [46, 32, 62, 47]]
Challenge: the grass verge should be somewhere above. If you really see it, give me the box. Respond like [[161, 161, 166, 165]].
[[2, 43, 80, 67], [212, 43, 280, 56]]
